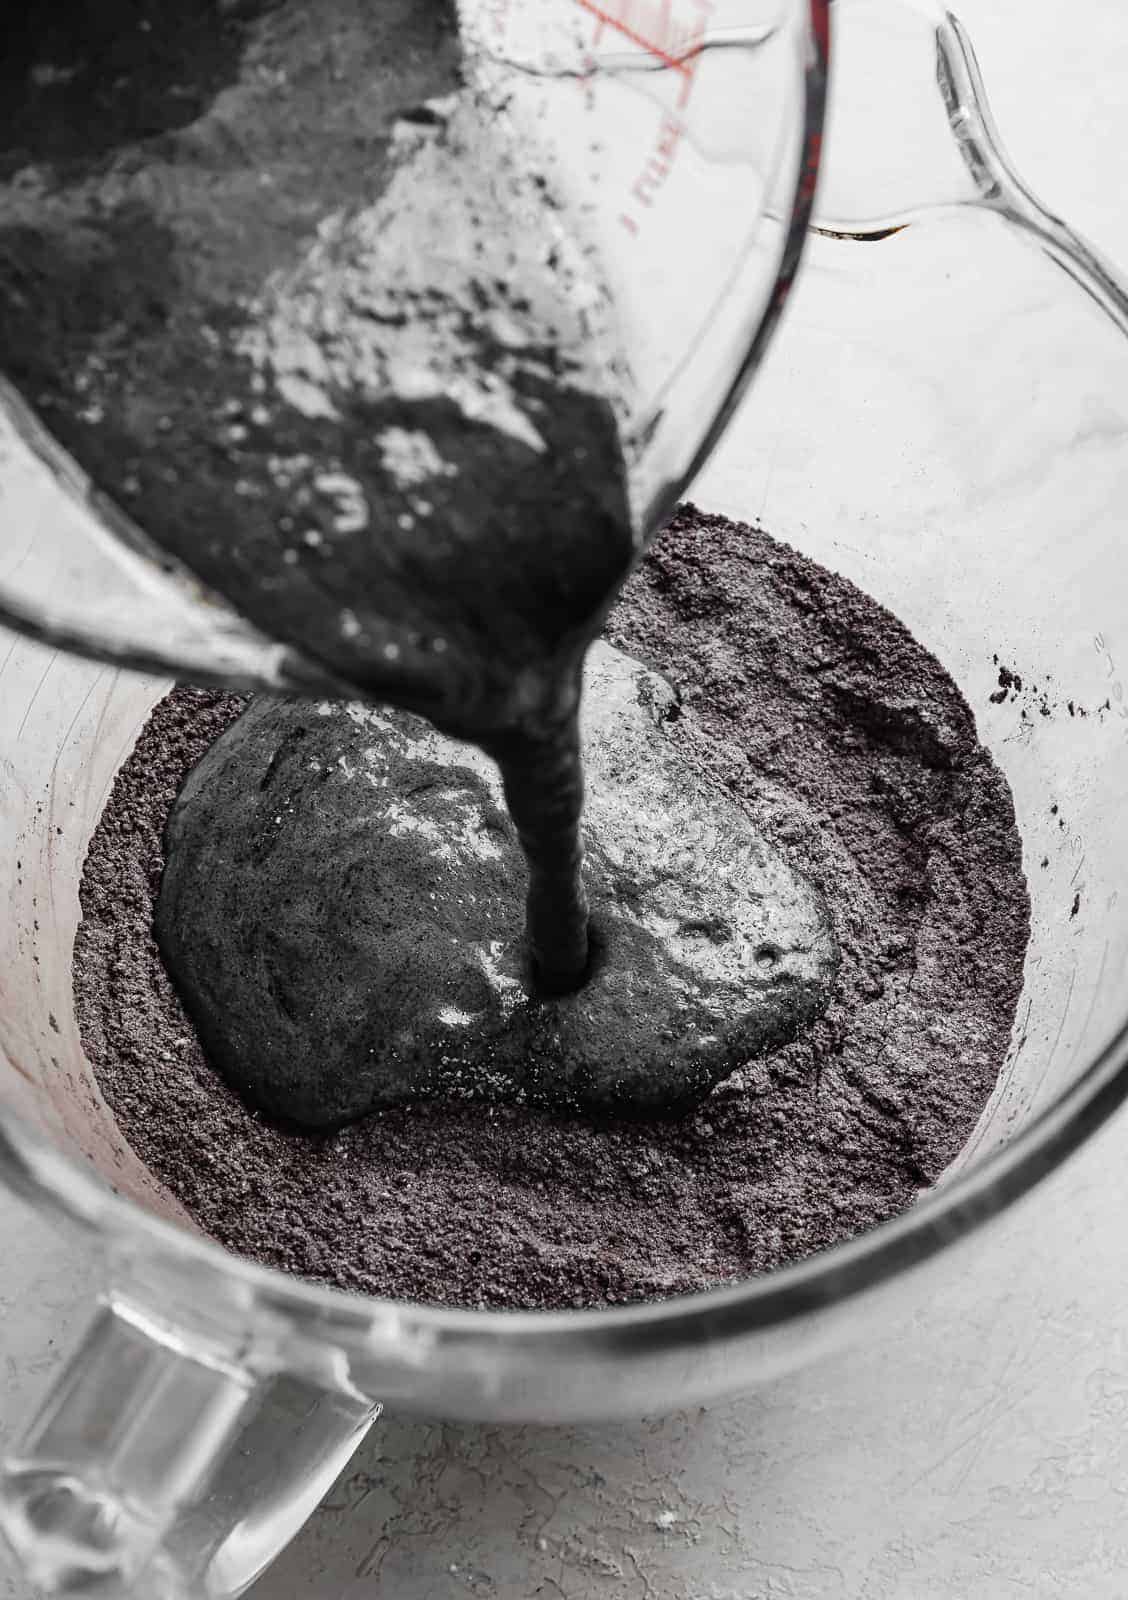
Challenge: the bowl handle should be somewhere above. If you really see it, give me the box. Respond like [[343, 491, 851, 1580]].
[[0, 1293, 378, 1598]]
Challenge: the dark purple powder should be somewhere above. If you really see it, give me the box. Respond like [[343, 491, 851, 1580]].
[[73, 506, 1030, 1310]]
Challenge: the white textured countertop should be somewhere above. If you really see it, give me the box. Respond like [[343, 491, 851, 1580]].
[[5, 1, 1128, 1595]]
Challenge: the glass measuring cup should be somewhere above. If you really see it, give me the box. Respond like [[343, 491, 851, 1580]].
[[0, 0, 824, 704], [5, 0, 1128, 1596]]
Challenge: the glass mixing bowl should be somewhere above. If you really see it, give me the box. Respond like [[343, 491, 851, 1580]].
[[3, 2, 1128, 1597]]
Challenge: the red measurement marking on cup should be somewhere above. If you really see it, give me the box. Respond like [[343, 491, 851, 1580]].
[[576, 0, 699, 83], [483, 0, 512, 40], [576, 0, 714, 236]]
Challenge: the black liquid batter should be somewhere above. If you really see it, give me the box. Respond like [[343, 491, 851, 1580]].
[[152, 642, 839, 1125], [1, 0, 643, 994]]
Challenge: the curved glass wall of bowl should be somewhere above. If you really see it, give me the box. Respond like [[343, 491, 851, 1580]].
[[819, 0, 1128, 339], [695, 9, 1128, 1187], [0, 0, 817, 693]]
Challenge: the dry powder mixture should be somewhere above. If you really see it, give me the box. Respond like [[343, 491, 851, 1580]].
[[74, 507, 1030, 1310]]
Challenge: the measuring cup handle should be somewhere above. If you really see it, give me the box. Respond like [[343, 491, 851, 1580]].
[[0, 1294, 378, 1598]]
